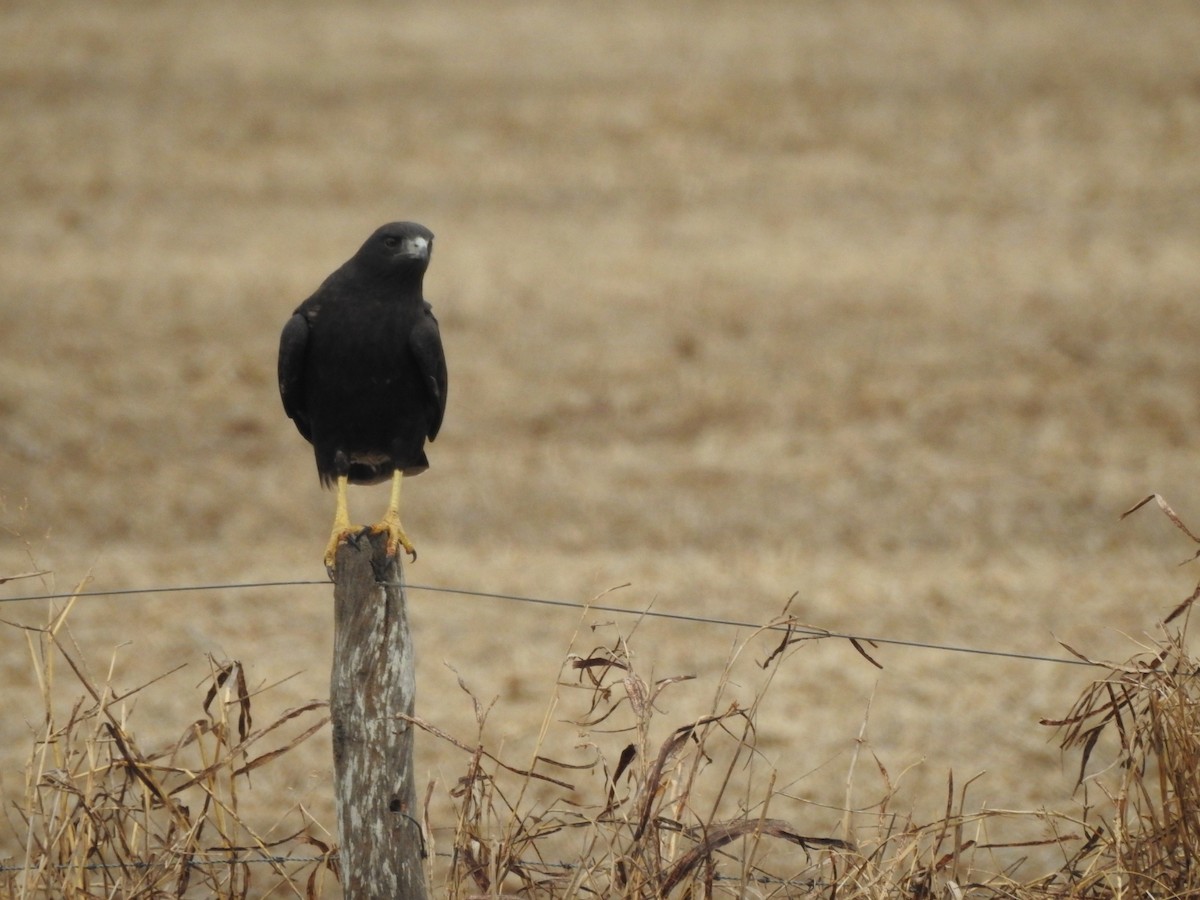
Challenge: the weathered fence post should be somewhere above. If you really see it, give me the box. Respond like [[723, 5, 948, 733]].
[[330, 530, 428, 899]]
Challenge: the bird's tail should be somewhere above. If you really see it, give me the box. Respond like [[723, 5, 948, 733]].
[[346, 462, 392, 485]]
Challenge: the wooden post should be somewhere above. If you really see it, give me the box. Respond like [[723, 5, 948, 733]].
[[330, 530, 428, 899]]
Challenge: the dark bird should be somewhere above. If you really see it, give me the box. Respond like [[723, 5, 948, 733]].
[[278, 221, 448, 573]]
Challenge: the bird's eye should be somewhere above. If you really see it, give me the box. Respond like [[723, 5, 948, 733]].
[[383, 236, 399, 248]]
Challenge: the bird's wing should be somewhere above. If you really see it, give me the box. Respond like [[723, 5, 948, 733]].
[[410, 302, 448, 441], [278, 311, 313, 440]]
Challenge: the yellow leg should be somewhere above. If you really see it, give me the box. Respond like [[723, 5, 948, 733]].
[[370, 469, 417, 562], [323, 474, 357, 574]]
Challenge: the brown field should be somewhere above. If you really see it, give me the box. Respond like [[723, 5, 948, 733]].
[[3, 0, 1200, 889]]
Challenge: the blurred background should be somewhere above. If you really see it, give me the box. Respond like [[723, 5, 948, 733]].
[[2, 0, 1199, 868]]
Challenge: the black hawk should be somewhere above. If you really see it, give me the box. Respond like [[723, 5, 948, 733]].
[[277, 221, 448, 573]]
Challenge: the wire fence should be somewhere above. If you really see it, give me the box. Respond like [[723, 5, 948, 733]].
[[0, 571, 1169, 891], [0, 576, 1104, 670], [0, 856, 330, 875], [0, 851, 831, 891]]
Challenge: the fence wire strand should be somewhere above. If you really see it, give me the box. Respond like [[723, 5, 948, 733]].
[[0, 577, 1101, 669], [0, 851, 830, 890]]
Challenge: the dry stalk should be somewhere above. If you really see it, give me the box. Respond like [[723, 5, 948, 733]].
[[10, 493, 1200, 897], [4, 599, 333, 899]]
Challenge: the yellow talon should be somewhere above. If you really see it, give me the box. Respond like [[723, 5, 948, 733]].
[[368, 469, 417, 562], [324, 469, 417, 577], [324, 474, 359, 577]]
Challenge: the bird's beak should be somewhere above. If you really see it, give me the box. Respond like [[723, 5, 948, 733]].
[[399, 235, 431, 260]]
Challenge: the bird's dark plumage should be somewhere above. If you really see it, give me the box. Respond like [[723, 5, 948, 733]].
[[278, 221, 448, 569]]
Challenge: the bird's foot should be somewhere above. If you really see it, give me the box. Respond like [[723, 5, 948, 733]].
[[323, 525, 363, 579], [368, 516, 417, 563]]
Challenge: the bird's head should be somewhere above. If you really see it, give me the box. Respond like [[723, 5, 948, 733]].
[[358, 221, 434, 276]]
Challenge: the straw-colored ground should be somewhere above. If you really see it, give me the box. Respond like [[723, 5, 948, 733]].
[[3, 0, 1200, 885]]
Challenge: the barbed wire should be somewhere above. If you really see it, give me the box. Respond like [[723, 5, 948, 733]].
[[0, 577, 1105, 670]]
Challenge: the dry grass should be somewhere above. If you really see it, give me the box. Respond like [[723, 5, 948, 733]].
[[417, 576, 1200, 899], [1044, 622, 1200, 898], [2, 590, 334, 899], [9, 513, 1200, 897]]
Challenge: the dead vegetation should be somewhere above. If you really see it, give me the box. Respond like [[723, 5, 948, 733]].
[[7, 498, 1200, 898], [422, 583, 1200, 899], [1, 591, 336, 899]]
